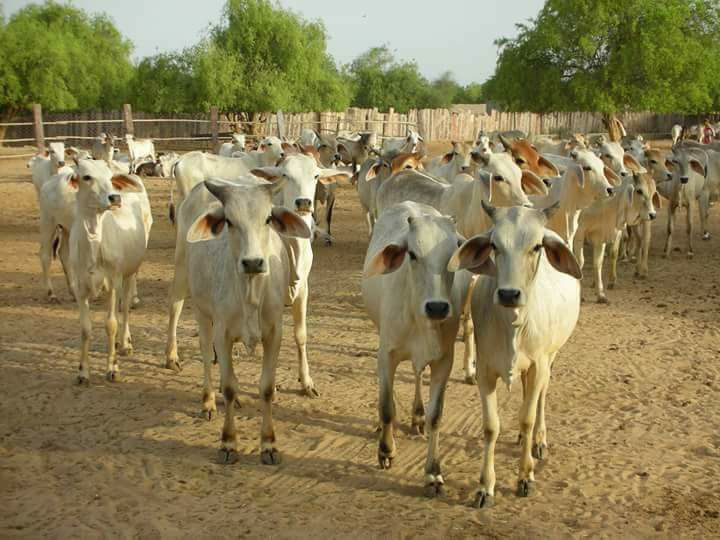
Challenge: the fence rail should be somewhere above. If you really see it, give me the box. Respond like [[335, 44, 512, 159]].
[[0, 105, 715, 153]]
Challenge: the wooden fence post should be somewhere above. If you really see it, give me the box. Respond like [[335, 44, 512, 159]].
[[33, 103, 45, 151], [210, 106, 219, 151], [123, 104, 134, 135], [276, 110, 285, 138]]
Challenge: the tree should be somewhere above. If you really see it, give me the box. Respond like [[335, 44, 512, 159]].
[[0, 1, 133, 121], [485, 0, 720, 119], [129, 52, 196, 113], [196, 0, 350, 112]]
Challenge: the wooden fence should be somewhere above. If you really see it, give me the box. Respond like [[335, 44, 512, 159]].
[[0, 105, 714, 154]]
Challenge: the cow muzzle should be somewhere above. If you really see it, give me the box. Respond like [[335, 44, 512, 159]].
[[680, 176, 689, 184], [241, 258, 266, 274], [496, 288, 522, 308], [295, 198, 313, 214], [424, 300, 450, 321], [108, 194, 122, 209]]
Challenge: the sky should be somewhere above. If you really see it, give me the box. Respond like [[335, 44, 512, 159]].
[[3, 0, 545, 85]]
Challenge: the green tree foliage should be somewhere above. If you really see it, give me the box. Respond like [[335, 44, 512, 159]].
[[129, 52, 196, 113], [0, 1, 133, 118], [485, 0, 720, 113]]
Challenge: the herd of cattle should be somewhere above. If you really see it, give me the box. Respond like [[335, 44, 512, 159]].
[[24, 123, 719, 507]]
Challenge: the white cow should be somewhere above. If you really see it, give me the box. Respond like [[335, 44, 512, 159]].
[[425, 142, 467, 182], [27, 142, 68, 196], [671, 124, 683, 145], [381, 128, 424, 156], [92, 133, 116, 164], [299, 128, 320, 148], [218, 133, 247, 157], [449, 202, 582, 508], [362, 201, 467, 497], [124, 134, 156, 173], [70, 160, 152, 384], [177, 177, 311, 465], [165, 154, 350, 399]]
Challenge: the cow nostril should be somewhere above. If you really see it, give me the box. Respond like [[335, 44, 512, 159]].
[[425, 301, 450, 320], [680, 176, 689, 184], [606, 187, 614, 195], [241, 258, 265, 274], [620, 171, 628, 177], [649, 213, 657, 220], [58, 161, 65, 166], [497, 288, 521, 306], [295, 198, 312, 210]]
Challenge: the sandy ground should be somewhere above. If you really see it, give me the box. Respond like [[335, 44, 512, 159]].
[[1, 147, 719, 539]]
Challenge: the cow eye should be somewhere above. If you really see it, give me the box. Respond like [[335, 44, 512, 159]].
[[493, 175, 504, 182], [650, 159, 658, 164], [582, 166, 592, 171], [83, 175, 92, 181], [265, 216, 272, 225], [515, 158, 525, 165], [408, 251, 417, 261], [533, 244, 542, 253], [636, 189, 643, 195], [314, 174, 320, 180], [225, 219, 233, 228], [490, 242, 497, 250]]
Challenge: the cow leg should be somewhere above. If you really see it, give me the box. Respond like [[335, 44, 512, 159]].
[[410, 367, 425, 436], [292, 284, 317, 397], [686, 203, 694, 258], [699, 190, 710, 239], [635, 221, 651, 278], [259, 322, 282, 465], [377, 347, 400, 469], [462, 277, 477, 384], [39, 220, 58, 303], [324, 190, 335, 246], [57, 228, 75, 301], [664, 204, 676, 258], [607, 230, 621, 289], [164, 261, 188, 372], [365, 212, 374, 238], [216, 328, 240, 464], [130, 273, 140, 307], [118, 274, 134, 357], [517, 360, 548, 497], [473, 371, 499, 508], [593, 242, 607, 303], [195, 311, 216, 420], [532, 352, 555, 460], [77, 294, 92, 385], [105, 278, 120, 382], [423, 355, 452, 498], [573, 232, 585, 270]]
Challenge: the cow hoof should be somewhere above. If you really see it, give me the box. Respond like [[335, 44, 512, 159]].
[[410, 421, 425, 437], [464, 374, 476, 385], [165, 358, 182, 373], [131, 296, 141, 308], [532, 443, 548, 460], [48, 294, 60, 304], [472, 490, 494, 508], [378, 453, 394, 470], [607, 282, 615, 290], [687, 252, 694, 260], [324, 238, 332, 247], [203, 408, 215, 421], [76, 375, 90, 386], [424, 480, 445, 498], [105, 371, 119, 382], [260, 448, 280, 465], [702, 232, 711, 240], [119, 346, 133, 357], [217, 448, 238, 465], [597, 296, 609, 304], [517, 479, 535, 498], [301, 383, 319, 398]]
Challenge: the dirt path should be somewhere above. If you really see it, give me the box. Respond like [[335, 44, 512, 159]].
[[0, 154, 719, 538]]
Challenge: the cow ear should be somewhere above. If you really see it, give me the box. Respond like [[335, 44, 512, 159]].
[[652, 191, 662, 209], [690, 159, 705, 177], [251, 167, 283, 181], [365, 243, 408, 278], [537, 156, 559, 177], [448, 233, 495, 276], [665, 159, 675, 171], [111, 174, 143, 192], [269, 207, 312, 239], [566, 164, 585, 188], [187, 206, 226, 243], [68, 173, 79, 190], [477, 170, 493, 202], [623, 153, 643, 173], [603, 166, 621, 187], [318, 167, 352, 185], [365, 161, 383, 181], [520, 170, 548, 195], [542, 231, 582, 279], [441, 151, 454, 165]]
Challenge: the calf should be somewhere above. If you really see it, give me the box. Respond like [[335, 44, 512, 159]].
[[337, 132, 376, 166], [180, 177, 311, 464], [70, 160, 153, 384], [381, 128, 424, 157], [425, 142, 467, 182], [497, 135, 559, 179], [91, 133, 116, 163], [362, 201, 466, 497], [574, 173, 659, 302], [671, 124, 683, 146], [28, 142, 68, 196], [449, 203, 582, 508]]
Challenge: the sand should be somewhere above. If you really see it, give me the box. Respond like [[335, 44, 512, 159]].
[[0, 148, 719, 538]]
